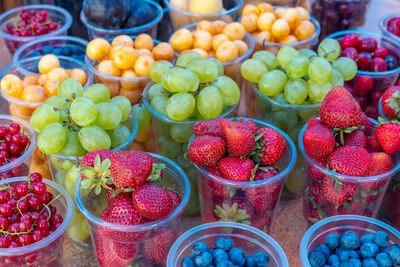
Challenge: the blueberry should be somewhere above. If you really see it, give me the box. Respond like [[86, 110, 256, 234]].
[[325, 232, 341, 250], [348, 258, 362, 267], [182, 256, 196, 267], [228, 248, 245, 266], [245, 256, 254, 267], [331, 262, 340, 267], [192, 242, 209, 257], [308, 251, 327, 267], [362, 258, 378, 267], [213, 249, 228, 264], [252, 252, 270, 266], [314, 244, 331, 257], [361, 234, 374, 246], [339, 262, 354, 267], [341, 231, 360, 250], [385, 55, 398, 70], [42, 45, 54, 54], [195, 251, 213, 267], [328, 254, 339, 265], [71, 46, 83, 55], [360, 242, 379, 259], [208, 248, 215, 254], [387, 244, 400, 264], [61, 46, 72, 56], [376, 252, 393, 267], [215, 237, 233, 252], [216, 261, 234, 267], [337, 248, 359, 262], [29, 51, 42, 58], [373, 231, 389, 248], [52, 48, 64, 56]]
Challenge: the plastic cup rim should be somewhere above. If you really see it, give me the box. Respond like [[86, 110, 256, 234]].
[[379, 12, 400, 47], [164, 0, 243, 18]]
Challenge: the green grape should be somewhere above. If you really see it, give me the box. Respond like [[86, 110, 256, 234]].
[[151, 95, 169, 116], [37, 123, 67, 155], [167, 68, 199, 93], [148, 83, 165, 98], [277, 46, 299, 69], [187, 58, 219, 83], [30, 104, 61, 132], [286, 55, 310, 79], [59, 130, 86, 156], [258, 70, 288, 97], [64, 166, 81, 196], [308, 57, 332, 85], [330, 69, 344, 87], [212, 76, 240, 106], [166, 93, 195, 121], [68, 211, 90, 243], [83, 84, 110, 104], [266, 109, 298, 130], [240, 59, 268, 83], [107, 124, 131, 148], [78, 126, 111, 151], [176, 154, 192, 169], [272, 93, 287, 103], [58, 78, 83, 100], [161, 69, 172, 92], [307, 80, 333, 103], [94, 102, 122, 130], [70, 97, 97, 126], [110, 96, 131, 121], [44, 95, 68, 109], [157, 135, 181, 158], [197, 86, 224, 119], [298, 49, 317, 59], [208, 57, 224, 76], [170, 124, 193, 143], [132, 103, 151, 134], [284, 79, 308, 105], [318, 38, 341, 61], [150, 60, 173, 83], [176, 51, 202, 67], [332, 57, 357, 81], [252, 51, 278, 71]]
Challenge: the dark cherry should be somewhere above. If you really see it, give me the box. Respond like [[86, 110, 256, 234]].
[[369, 57, 387, 72], [354, 75, 374, 97], [358, 38, 378, 52], [342, 47, 358, 60], [356, 53, 369, 71], [341, 33, 360, 49], [373, 47, 390, 58]]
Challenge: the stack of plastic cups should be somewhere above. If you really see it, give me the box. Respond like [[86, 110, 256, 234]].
[[380, 13, 400, 44]]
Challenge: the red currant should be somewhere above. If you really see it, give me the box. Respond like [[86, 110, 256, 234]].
[[31, 229, 43, 242], [0, 216, 9, 230], [0, 236, 10, 248], [0, 191, 10, 203], [0, 203, 12, 217], [17, 200, 28, 213], [37, 219, 49, 231], [32, 182, 46, 196], [0, 126, 8, 138], [19, 219, 32, 232], [39, 191, 52, 204], [8, 124, 20, 135], [15, 182, 29, 197], [27, 195, 40, 210], [29, 173, 43, 183], [18, 234, 32, 246]]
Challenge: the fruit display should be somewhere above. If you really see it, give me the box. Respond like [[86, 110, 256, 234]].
[[167, 0, 243, 30], [300, 87, 400, 225], [380, 13, 400, 44], [0, 5, 72, 54], [74, 150, 190, 266], [327, 30, 400, 118], [240, 3, 319, 53], [379, 86, 400, 120], [188, 118, 296, 232], [0, 174, 73, 266]]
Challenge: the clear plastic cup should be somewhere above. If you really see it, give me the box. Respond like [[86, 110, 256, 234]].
[[165, 0, 243, 31], [80, 0, 163, 40], [0, 176, 73, 266], [380, 172, 400, 231], [380, 13, 400, 45], [0, 5, 73, 55], [74, 153, 190, 266], [326, 30, 400, 118], [300, 215, 400, 266], [243, 0, 299, 6], [142, 82, 238, 216], [12, 36, 88, 64], [378, 96, 392, 121], [47, 111, 138, 251], [0, 56, 93, 122], [167, 222, 289, 267], [299, 119, 400, 225], [190, 118, 296, 233]]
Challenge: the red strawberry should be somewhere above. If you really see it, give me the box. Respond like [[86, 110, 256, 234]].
[[344, 131, 366, 148], [361, 191, 379, 204], [132, 183, 174, 220], [325, 200, 363, 216], [365, 152, 393, 176], [307, 182, 326, 206], [375, 122, 400, 155], [322, 176, 358, 205], [328, 146, 370, 176], [306, 118, 323, 130], [80, 149, 113, 180], [366, 135, 382, 152], [381, 86, 400, 119], [235, 120, 258, 133], [143, 228, 177, 264], [220, 120, 255, 157], [193, 118, 229, 137], [110, 151, 153, 191], [319, 86, 362, 129], [303, 200, 324, 224], [213, 196, 255, 224], [166, 189, 181, 209], [256, 127, 286, 166], [205, 166, 234, 197], [218, 156, 255, 182], [303, 124, 335, 159], [306, 157, 328, 180], [188, 135, 226, 167], [360, 112, 372, 134], [250, 212, 272, 233], [95, 233, 138, 267]]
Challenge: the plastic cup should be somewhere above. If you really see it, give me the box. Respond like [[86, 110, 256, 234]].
[[0, 176, 73, 266], [165, 0, 243, 31], [142, 82, 238, 216], [378, 96, 393, 121], [380, 13, 400, 45], [300, 215, 400, 266], [80, 0, 163, 40], [12, 36, 88, 64], [299, 119, 400, 225], [190, 118, 296, 233], [167, 222, 289, 267], [0, 5, 73, 55], [326, 30, 400, 118], [47, 111, 137, 251], [74, 153, 190, 266]]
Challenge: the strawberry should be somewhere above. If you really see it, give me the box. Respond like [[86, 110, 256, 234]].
[[213, 196, 255, 224], [188, 135, 226, 167], [218, 156, 255, 182], [303, 200, 325, 224], [319, 86, 362, 129], [365, 152, 393, 177], [375, 122, 400, 155], [95, 233, 138, 267], [306, 157, 328, 180], [306, 182, 326, 206], [220, 120, 255, 156], [366, 135, 382, 152], [325, 200, 363, 216], [193, 118, 229, 137], [205, 166, 235, 197], [303, 124, 335, 159], [235, 120, 258, 133], [143, 228, 177, 264], [361, 190, 379, 204], [322, 176, 358, 205], [166, 189, 181, 209], [306, 118, 323, 130], [250, 212, 272, 233], [381, 86, 400, 119], [344, 131, 366, 148], [132, 183, 174, 220], [80, 149, 113, 188], [81, 149, 113, 171], [360, 112, 372, 134], [256, 127, 286, 166], [328, 146, 370, 176]]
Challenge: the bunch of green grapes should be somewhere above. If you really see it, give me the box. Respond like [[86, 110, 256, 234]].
[[31, 78, 133, 155], [147, 51, 241, 121], [240, 39, 358, 105]]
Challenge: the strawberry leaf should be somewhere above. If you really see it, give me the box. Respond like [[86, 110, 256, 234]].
[[378, 117, 388, 124], [228, 187, 236, 198], [94, 185, 102, 195], [343, 202, 351, 210], [80, 179, 92, 189]]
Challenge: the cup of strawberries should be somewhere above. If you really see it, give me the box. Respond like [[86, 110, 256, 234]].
[[299, 86, 400, 225], [74, 149, 190, 267], [187, 117, 296, 233]]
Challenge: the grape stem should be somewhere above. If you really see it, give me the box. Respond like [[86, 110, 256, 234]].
[[319, 47, 336, 59]]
